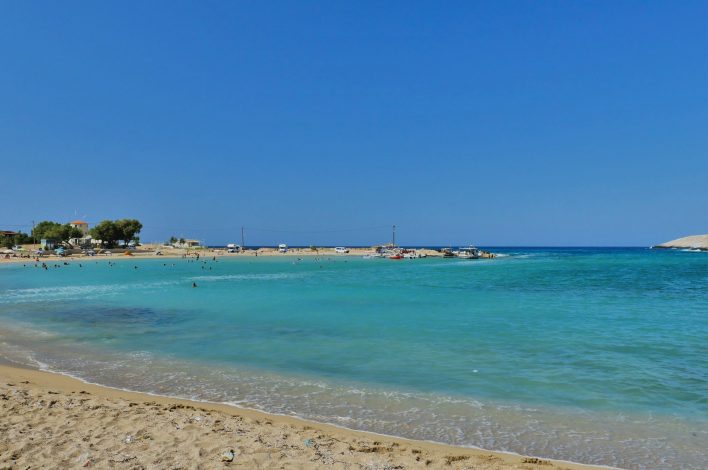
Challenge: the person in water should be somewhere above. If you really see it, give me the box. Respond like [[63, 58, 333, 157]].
[[192, 282, 197, 288]]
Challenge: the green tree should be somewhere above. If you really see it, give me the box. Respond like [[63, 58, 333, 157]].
[[90, 220, 121, 247], [15, 232, 32, 245], [32, 221, 82, 243], [115, 219, 143, 244], [32, 221, 62, 241]]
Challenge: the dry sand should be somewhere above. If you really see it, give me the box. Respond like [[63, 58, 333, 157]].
[[0, 364, 605, 470]]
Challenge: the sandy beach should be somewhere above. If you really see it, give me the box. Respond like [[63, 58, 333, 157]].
[[0, 245, 453, 265], [0, 363, 606, 470]]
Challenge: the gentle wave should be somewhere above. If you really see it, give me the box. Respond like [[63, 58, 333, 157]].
[[0, 280, 182, 303]]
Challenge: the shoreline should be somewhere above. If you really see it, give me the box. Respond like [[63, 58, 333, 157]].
[[0, 362, 609, 469], [0, 246, 442, 265]]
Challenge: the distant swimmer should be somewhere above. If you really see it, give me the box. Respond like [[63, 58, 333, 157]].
[[192, 282, 197, 288]]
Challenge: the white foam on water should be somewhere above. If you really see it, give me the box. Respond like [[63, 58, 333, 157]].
[[4, 333, 701, 470], [0, 280, 182, 304], [188, 272, 310, 282]]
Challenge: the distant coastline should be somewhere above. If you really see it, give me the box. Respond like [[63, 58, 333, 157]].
[[653, 234, 708, 251]]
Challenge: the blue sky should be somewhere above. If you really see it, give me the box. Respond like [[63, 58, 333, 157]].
[[1, 1, 706, 246]]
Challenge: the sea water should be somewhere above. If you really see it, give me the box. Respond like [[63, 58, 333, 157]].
[[0, 248, 706, 469]]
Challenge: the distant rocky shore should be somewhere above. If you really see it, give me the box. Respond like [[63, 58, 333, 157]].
[[653, 234, 708, 251]]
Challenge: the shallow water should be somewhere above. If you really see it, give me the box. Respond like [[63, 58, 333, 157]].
[[1, 248, 706, 469]]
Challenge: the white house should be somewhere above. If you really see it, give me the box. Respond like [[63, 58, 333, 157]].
[[173, 239, 201, 248]]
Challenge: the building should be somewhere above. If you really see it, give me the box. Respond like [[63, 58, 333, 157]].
[[69, 220, 90, 236], [1, 231, 18, 245], [173, 239, 201, 248], [69, 236, 93, 248]]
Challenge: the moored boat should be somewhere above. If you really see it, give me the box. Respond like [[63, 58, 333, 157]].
[[456, 246, 480, 259]]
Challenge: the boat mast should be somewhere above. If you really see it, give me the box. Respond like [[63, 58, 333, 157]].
[[392, 224, 396, 247], [241, 226, 245, 248]]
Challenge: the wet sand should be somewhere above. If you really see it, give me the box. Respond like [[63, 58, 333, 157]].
[[0, 364, 606, 469]]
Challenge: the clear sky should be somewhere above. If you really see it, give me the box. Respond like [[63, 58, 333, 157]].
[[1, 1, 706, 246]]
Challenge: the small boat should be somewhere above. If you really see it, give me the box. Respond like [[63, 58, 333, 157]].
[[441, 248, 455, 258], [388, 254, 403, 260], [457, 246, 480, 259]]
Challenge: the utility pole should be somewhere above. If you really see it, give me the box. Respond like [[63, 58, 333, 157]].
[[241, 226, 245, 249]]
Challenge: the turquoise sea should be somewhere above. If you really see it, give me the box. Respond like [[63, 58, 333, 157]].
[[0, 248, 706, 469]]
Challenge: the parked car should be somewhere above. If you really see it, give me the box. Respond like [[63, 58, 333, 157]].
[[12, 245, 23, 251]]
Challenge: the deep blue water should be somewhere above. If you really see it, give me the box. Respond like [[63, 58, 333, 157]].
[[1, 248, 706, 469]]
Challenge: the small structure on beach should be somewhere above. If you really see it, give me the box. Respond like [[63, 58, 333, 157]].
[[173, 239, 201, 248], [40, 239, 55, 250]]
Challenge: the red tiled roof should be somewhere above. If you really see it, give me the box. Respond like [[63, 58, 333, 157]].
[[70, 220, 88, 225]]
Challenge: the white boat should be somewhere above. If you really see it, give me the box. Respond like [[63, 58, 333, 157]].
[[456, 246, 480, 259], [334, 247, 349, 254], [278, 243, 288, 253]]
